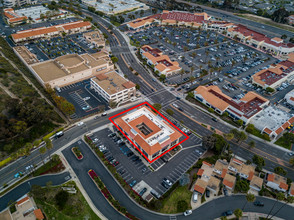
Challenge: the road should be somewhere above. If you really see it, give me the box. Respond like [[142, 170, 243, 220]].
[[62, 139, 294, 220], [175, 0, 294, 38], [0, 171, 71, 212]]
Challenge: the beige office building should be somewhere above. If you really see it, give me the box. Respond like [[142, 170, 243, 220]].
[[29, 51, 114, 88]]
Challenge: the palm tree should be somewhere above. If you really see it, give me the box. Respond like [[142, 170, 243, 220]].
[[266, 192, 285, 219], [190, 66, 195, 78], [205, 50, 209, 63], [39, 146, 47, 165], [222, 133, 234, 154], [199, 64, 203, 74], [234, 208, 243, 219], [269, 196, 294, 219], [44, 138, 53, 162], [180, 68, 185, 81], [243, 193, 255, 210]]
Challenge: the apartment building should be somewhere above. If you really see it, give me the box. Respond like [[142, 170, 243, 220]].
[[90, 71, 136, 103], [194, 85, 269, 124], [140, 45, 181, 77], [228, 158, 255, 180], [11, 20, 92, 43], [250, 175, 263, 192], [113, 105, 183, 162]]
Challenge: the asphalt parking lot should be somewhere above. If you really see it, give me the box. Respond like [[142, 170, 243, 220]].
[[58, 79, 109, 118], [88, 127, 205, 197]]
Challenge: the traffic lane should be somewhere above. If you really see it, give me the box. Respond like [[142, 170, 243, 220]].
[[0, 171, 71, 212], [62, 141, 170, 220]]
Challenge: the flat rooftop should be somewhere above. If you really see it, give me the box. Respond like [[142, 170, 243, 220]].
[[92, 71, 135, 95], [14, 46, 39, 65]]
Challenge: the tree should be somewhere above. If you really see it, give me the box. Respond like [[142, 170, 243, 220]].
[[222, 133, 234, 154], [266, 192, 285, 219], [281, 34, 287, 39], [202, 135, 217, 150], [180, 69, 185, 81], [234, 209, 243, 219], [109, 100, 117, 108], [252, 155, 265, 168], [274, 166, 287, 176], [177, 200, 188, 212], [111, 56, 118, 63], [289, 157, 294, 166], [290, 38, 294, 44], [237, 131, 247, 144], [159, 74, 166, 82], [166, 109, 174, 116], [190, 66, 195, 77], [269, 196, 294, 219], [152, 103, 162, 111], [271, 8, 290, 24], [208, 108, 214, 113], [135, 84, 140, 90], [55, 190, 69, 210], [235, 180, 250, 193], [236, 119, 243, 127], [266, 87, 275, 93], [53, 96, 75, 115], [243, 193, 255, 210], [222, 112, 229, 117], [248, 140, 255, 149], [39, 146, 47, 165], [44, 138, 53, 162]]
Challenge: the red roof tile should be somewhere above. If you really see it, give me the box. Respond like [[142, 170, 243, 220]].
[[279, 182, 289, 190], [267, 173, 274, 182], [197, 169, 204, 176]]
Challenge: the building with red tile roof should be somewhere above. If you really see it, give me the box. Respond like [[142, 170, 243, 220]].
[[140, 45, 181, 77], [226, 24, 294, 59], [223, 173, 236, 190], [266, 172, 288, 192], [12, 20, 91, 43], [34, 209, 45, 220], [250, 175, 263, 192], [4, 8, 27, 25], [228, 157, 255, 180], [252, 56, 294, 89], [289, 183, 294, 197], [194, 85, 269, 124], [113, 105, 183, 161], [194, 178, 207, 194], [250, 105, 294, 139], [127, 10, 210, 31]]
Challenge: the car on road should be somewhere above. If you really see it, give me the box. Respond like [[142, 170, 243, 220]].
[[183, 210, 192, 216], [102, 112, 107, 116], [94, 116, 99, 120], [78, 122, 84, 126], [14, 172, 23, 178], [222, 210, 233, 217], [172, 103, 179, 108], [192, 192, 198, 203], [254, 201, 264, 207], [212, 117, 218, 122]]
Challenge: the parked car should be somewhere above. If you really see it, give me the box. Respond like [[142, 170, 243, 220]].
[[130, 180, 137, 187], [139, 187, 147, 196], [192, 192, 198, 203], [223, 187, 228, 196], [222, 210, 233, 217], [206, 189, 210, 198], [254, 201, 264, 207], [183, 210, 192, 216], [102, 112, 107, 116], [77, 122, 84, 126]]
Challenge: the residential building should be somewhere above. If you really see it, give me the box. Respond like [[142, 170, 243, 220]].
[[27, 51, 114, 88], [228, 157, 255, 180], [252, 54, 294, 89], [11, 20, 92, 43], [289, 183, 294, 197], [10, 194, 44, 220], [127, 10, 210, 31], [140, 45, 181, 77], [4, 6, 70, 25], [81, 0, 148, 15], [83, 31, 105, 48], [3, 0, 37, 8], [223, 173, 236, 191], [113, 105, 183, 162], [250, 105, 294, 138], [288, 15, 294, 25], [250, 175, 264, 192], [226, 24, 294, 59], [266, 173, 289, 192], [194, 85, 269, 124], [90, 71, 136, 103], [285, 89, 294, 106], [195, 161, 220, 195], [213, 159, 229, 179]]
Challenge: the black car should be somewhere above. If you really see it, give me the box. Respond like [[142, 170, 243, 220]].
[[205, 189, 210, 198], [254, 201, 264, 207], [131, 156, 139, 161], [139, 188, 147, 196], [223, 187, 228, 196], [222, 210, 233, 217], [126, 152, 134, 157]]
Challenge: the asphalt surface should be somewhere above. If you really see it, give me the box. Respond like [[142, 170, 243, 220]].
[[0, 171, 71, 212]]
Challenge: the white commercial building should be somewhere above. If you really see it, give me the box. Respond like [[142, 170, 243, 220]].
[[3, 0, 37, 8], [285, 89, 294, 106], [90, 71, 136, 103]]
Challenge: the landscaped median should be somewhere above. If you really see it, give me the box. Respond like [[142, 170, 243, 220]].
[[88, 169, 139, 220], [71, 146, 83, 160]]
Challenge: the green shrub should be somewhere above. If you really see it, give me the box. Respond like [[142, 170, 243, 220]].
[[177, 200, 188, 212]]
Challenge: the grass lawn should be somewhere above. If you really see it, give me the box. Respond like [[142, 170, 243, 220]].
[[274, 133, 294, 149], [160, 185, 192, 214], [34, 181, 100, 220]]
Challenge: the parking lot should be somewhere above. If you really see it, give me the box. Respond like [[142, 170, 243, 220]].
[[58, 79, 109, 118], [87, 122, 204, 198]]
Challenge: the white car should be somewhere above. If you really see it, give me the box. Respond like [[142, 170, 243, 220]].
[[184, 210, 192, 216], [78, 122, 84, 126], [172, 103, 179, 108]]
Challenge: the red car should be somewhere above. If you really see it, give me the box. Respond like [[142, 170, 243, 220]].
[[113, 161, 119, 166]]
